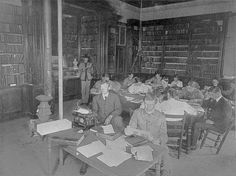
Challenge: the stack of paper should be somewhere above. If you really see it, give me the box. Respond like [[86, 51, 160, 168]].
[[131, 145, 153, 162], [76, 140, 105, 158], [101, 124, 115, 134], [37, 119, 72, 136], [97, 148, 131, 167]]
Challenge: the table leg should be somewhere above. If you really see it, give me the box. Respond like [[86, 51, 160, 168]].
[[155, 162, 161, 176], [59, 147, 64, 166], [186, 125, 192, 154], [48, 137, 52, 176]]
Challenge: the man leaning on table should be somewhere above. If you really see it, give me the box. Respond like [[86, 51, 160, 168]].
[[192, 87, 232, 150], [128, 93, 172, 176], [80, 82, 124, 175]]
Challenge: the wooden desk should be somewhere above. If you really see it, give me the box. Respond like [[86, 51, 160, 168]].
[[47, 129, 166, 176]]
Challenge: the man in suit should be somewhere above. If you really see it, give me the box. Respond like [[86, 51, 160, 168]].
[[192, 87, 232, 149], [92, 82, 124, 132], [78, 55, 93, 104], [80, 82, 124, 175]]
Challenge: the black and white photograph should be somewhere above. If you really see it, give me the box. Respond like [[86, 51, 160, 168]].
[[0, 0, 235, 176]]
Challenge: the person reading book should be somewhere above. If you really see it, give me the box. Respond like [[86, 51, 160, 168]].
[[127, 93, 172, 176]]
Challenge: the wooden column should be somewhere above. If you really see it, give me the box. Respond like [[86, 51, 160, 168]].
[[43, 0, 52, 96], [58, 0, 63, 119]]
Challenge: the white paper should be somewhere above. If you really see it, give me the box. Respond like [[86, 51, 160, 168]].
[[37, 119, 72, 136], [76, 140, 106, 158], [102, 124, 115, 134], [166, 118, 183, 122], [131, 145, 153, 162], [74, 108, 89, 114], [106, 135, 129, 151], [97, 148, 131, 167]]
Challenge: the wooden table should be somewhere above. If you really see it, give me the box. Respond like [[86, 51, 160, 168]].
[[47, 129, 166, 176]]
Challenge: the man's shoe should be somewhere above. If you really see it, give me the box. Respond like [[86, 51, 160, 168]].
[[80, 163, 88, 175]]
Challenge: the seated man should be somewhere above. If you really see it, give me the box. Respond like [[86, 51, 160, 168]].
[[159, 88, 197, 115], [122, 72, 136, 89], [90, 73, 121, 94], [80, 82, 124, 175], [192, 87, 232, 149], [170, 75, 183, 88], [145, 72, 164, 88], [128, 77, 152, 94], [179, 80, 204, 104], [128, 93, 171, 176], [222, 79, 235, 101]]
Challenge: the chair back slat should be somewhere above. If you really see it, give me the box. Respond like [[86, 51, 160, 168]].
[[165, 113, 187, 159]]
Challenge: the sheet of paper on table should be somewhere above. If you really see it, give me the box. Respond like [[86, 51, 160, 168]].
[[101, 124, 115, 134], [131, 145, 154, 162], [37, 119, 72, 136], [97, 148, 131, 167], [76, 140, 106, 158], [106, 135, 129, 151]]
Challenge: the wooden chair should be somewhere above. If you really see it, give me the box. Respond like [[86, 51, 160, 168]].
[[166, 114, 186, 159], [200, 118, 234, 154]]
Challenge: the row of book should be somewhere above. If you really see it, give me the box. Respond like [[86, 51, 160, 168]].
[[165, 52, 188, 57], [0, 3, 22, 16], [141, 62, 161, 68], [0, 14, 22, 25], [81, 16, 98, 23], [192, 51, 219, 58], [81, 28, 99, 35], [143, 51, 162, 57], [164, 63, 187, 71], [0, 54, 24, 64], [1, 63, 25, 75], [0, 33, 22, 43], [191, 45, 220, 51], [142, 41, 163, 46], [0, 43, 23, 53], [0, 23, 22, 34], [0, 73, 25, 87], [142, 26, 164, 31], [63, 34, 78, 41], [191, 38, 220, 45], [165, 46, 188, 51], [141, 67, 158, 74], [142, 46, 163, 51]]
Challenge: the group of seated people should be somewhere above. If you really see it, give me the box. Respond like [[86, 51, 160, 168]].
[[79, 71, 233, 176], [80, 81, 172, 176]]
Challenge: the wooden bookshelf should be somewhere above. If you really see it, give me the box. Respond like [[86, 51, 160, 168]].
[[80, 15, 99, 67], [188, 17, 224, 86], [141, 25, 164, 74], [0, 3, 25, 88], [140, 14, 227, 86]]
